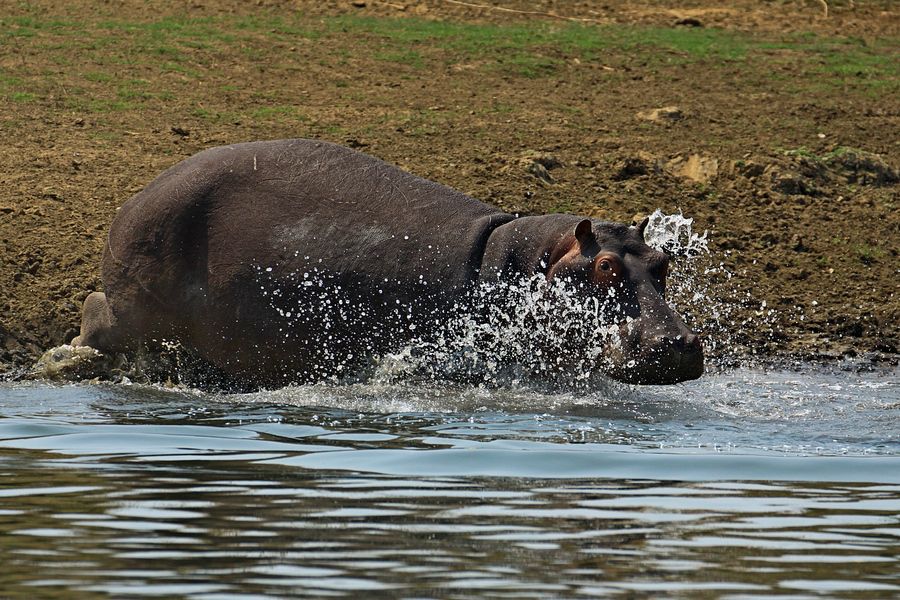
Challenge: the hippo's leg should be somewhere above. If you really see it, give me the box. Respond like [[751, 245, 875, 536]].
[[72, 292, 130, 352]]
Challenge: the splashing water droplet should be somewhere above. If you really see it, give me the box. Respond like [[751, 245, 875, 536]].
[[644, 209, 708, 257]]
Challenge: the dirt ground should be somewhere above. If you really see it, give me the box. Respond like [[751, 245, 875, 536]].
[[1, 0, 898, 378]]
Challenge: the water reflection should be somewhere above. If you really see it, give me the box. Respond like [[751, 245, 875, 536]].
[[3, 454, 898, 598], [0, 366, 898, 597]]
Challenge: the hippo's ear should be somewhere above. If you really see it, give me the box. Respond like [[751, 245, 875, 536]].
[[574, 219, 593, 246], [636, 216, 650, 240]]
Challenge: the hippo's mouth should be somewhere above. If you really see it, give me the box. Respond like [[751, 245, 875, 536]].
[[603, 338, 704, 385]]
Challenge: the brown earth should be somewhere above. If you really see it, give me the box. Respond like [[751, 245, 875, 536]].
[[1, 0, 898, 379]]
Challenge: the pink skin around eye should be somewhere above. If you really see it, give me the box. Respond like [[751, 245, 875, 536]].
[[593, 254, 623, 285]]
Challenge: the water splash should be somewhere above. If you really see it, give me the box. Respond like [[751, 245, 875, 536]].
[[380, 275, 628, 391], [641, 210, 777, 370], [250, 259, 630, 390], [643, 208, 709, 257]]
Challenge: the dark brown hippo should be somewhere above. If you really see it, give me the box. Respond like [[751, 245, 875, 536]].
[[73, 139, 702, 387]]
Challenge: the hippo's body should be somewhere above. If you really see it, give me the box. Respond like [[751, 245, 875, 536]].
[[75, 139, 702, 387]]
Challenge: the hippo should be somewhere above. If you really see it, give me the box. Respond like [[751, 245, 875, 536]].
[[73, 139, 703, 387]]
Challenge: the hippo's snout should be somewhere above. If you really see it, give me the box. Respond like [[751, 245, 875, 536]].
[[636, 331, 704, 384], [603, 302, 705, 385], [607, 331, 704, 385]]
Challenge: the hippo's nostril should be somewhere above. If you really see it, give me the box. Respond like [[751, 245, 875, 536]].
[[683, 333, 702, 352], [655, 336, 677, 351], [663, 333, 702, 353]]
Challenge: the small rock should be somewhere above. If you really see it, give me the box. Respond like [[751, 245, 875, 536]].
[[719, 238, 745, 251], [526, 161, 553, 184], [171, 126, 190, 137], [666, 154, 719, 184], [29, 344, 111, 381], [612, 152, 660, 180], [674, 17, 703, 27], [636, 106, 685, 123], [529, 153, 563, 170], [504, 153, 562, 184], [790, 234, 809, 252], [764, 165, 819, 196], [41, 189, 63, 201], [733, 159, 764, 178], [351, 0, 366, 6]]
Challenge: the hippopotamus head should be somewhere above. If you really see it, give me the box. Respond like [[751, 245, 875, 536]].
[[545, 218, 703, 384]]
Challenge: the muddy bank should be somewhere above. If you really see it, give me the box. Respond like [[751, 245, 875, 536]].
[[1, 0, 898, 377]]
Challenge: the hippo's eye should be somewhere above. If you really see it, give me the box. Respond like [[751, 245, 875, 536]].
[[593, 254, 623, 284]]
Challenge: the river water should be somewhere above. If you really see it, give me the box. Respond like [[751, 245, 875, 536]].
[[0, 363, 898, 598]]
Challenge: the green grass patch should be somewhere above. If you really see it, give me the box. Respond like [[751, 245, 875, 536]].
[[249, 105, 308, 121], [9, 91, 37, 103], [855, 243, 885, 265], [758, 32, 898, 92], [485, 103, 515, 114], [3, 9, 895, 128], [327, 15, 897, 88], [192, 107, 214, 120], [0, 73, 23, 89], [83, 71, 113, 83], [231, 14, 321, 40], [66, 96, 133, 113], [159, 61, 203, 78], [330, 16, 543, 53], [329, 16, 751, 63], [783, 146, 819, 160], [116, 86, 154, 102], [323, 124, 348, 136], [604, 26, 749, 60], [0, 15, 72, 38], [500, 54, 560, 78], [784, 145, 885, 163], [96, 16, 230, 43]]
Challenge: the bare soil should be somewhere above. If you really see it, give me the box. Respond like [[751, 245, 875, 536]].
[[1, 0, 898, 378]]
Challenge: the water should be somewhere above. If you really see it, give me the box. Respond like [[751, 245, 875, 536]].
[[1, 364, 898, 598], [5, 213, 896, 596]]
